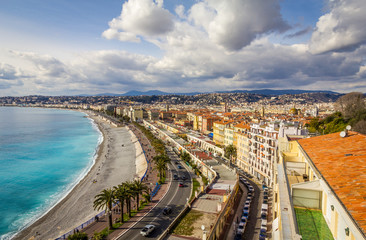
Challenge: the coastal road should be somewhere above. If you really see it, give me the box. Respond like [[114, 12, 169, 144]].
[[116, 149, 192, 240]]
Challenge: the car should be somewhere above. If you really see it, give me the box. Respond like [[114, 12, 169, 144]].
[[263, 191, 268, 196], [263, 199, 268, 204], [163, 206, 172, 215], [247, 192, 253, 197], [263, 195, 268, 200], [242, 211, 249, 220], [175, 161, 179, 164], [246, 196, 252, 201], [181, 175, 187, 180], [179, 182, 184, 187], [243, 206, 250, 215], [173, 174, 179, 180], [237, 220, 247, 234], [261, 212, 267, 220], [140, 224, 155, 236], [261, 219, 267, 230], [259, 228, 266, 238], [177, 165, 183, 169], [234, 233, 242, 240], [248, 186, 254, 192], [244, 201, 250, 208]]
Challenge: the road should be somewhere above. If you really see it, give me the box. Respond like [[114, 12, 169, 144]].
[[117, 149, 192, 240]]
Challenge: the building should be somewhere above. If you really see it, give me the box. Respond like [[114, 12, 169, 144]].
[[274, 131, 366, 240], [235, 122, 251, 171], [249, 121, 308, 186], [213, 120, 233, 146]]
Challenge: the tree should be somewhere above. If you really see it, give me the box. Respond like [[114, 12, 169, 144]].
[[124, 181, 135, 217], [113, 184, 128, 223], [131, 179, 149, 210], [93, 188, 114, 229], [180, 151, 191, 162], [224, 144, 237, 160], [353, 120, 366, 134], [335, 92, 366, 119], [155, 159, 168, 180]]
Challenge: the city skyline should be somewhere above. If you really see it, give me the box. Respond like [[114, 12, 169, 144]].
[[1, 0, 366, 96]]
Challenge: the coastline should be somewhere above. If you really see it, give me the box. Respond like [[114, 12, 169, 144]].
[[13, 111, 142, 240]]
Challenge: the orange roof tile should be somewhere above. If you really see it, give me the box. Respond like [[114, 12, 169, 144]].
[[298, 131, 366, 235]]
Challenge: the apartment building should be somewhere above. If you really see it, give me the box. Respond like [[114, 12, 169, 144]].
[[248, 121, 307, 187], [235, 122, 251, 171], [273, 131, 366, 240], [213, 120, 233, 146], [224, 126, 234, 146]]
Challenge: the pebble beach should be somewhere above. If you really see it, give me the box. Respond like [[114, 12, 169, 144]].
[[13, 112, 145, 240]]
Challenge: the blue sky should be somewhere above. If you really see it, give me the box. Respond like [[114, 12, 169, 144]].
[[0, 0, 365, 96]]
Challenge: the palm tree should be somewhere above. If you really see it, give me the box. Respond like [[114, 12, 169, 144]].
[[152, 154, 171, 179], [93, 188, 114, 229], [131, 179, 149, 210], [154, 159, 168, 180], [124, 181, 135, 217], [113, 184, 128, 223], [181, 151, 191, 162]]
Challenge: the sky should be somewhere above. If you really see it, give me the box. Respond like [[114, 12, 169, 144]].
[[0, 0, 366, 96]]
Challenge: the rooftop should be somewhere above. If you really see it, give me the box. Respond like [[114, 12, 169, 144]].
[[297, 131, 366, 235]]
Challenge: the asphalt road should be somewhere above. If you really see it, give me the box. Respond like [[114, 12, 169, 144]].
[[117, 150, 192, 240]]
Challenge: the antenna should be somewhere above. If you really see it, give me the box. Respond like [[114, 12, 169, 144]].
[[340, 131, 347, 138]]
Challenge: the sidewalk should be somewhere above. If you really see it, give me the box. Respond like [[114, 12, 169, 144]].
[[80, 123, 170, 239]]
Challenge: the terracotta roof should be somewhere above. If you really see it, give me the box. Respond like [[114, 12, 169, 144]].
[[298, 131, 366, 235], [234, 122, 250, 130]]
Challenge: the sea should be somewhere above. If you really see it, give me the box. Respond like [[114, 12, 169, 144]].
[[0, 107, 102, 239]]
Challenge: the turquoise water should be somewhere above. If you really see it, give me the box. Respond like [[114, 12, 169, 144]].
[[0, 107, 101, 239]]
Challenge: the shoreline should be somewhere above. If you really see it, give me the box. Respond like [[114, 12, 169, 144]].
[[13, 111, 144, 240]]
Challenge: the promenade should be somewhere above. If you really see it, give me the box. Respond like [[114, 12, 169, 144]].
[[80, 123, 169, 239]]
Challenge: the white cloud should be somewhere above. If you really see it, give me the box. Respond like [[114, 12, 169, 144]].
[[188, 0, 289, 51], [102, 0, 174, 42], [309, 0, 366, 54]]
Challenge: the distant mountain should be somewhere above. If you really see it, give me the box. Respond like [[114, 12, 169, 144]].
[[216, 89, 338, 95], [122, 90, 201, 96], [122, 90, 169, 96], [77, 89, 339, 97]]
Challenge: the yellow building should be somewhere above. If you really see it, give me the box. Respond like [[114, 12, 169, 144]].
[[213, 120, 233, 146]]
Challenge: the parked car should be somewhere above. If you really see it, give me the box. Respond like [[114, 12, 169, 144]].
[[243, 206, 250, 215], [259, 228, 266, 238], [234, 233, 242, 240], [248, 186, 254, 192], [163, 206, 172, 215], [140, 224, 155, 236], [237, 219, 247, 234], [173, 174, 179, 180], [242, 211, 249, 220], [179, 182, 184, 187], [181, 175, 187, 180], [263, 199, 268, 204], [178, 165, 183, 169], [244, 201, 250, 208], [261, 212, 267, 220]]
